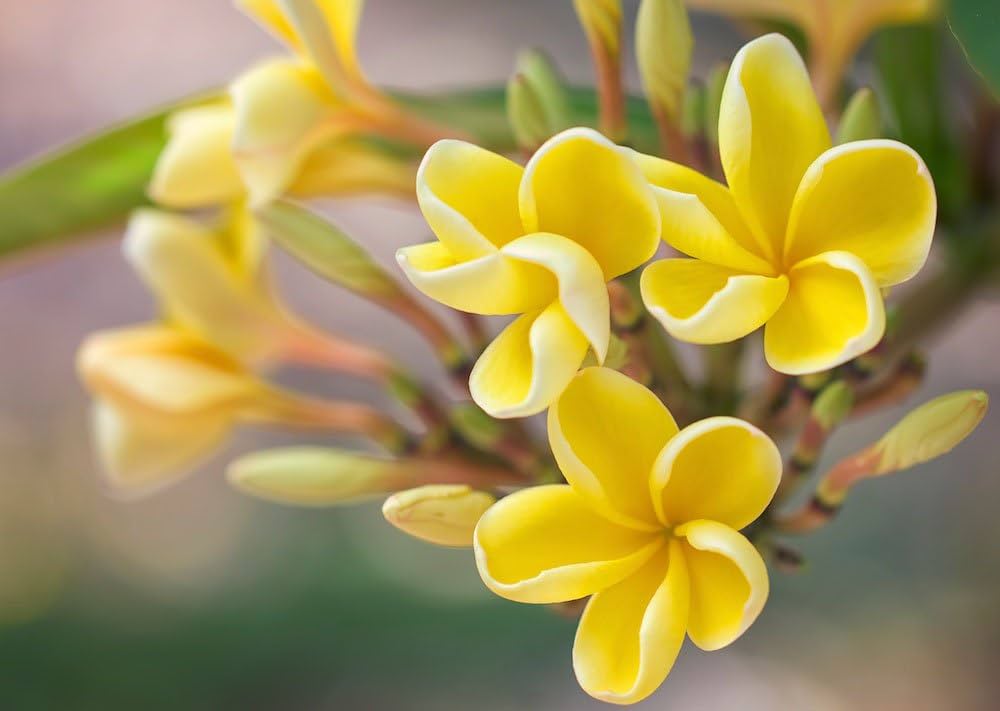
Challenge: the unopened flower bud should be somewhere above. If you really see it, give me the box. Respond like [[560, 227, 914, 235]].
[[836, 87, 883, 144], [382, 485, 496, 547], [635, 0, 693, 127]]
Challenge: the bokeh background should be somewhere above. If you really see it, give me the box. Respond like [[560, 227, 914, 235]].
[[1, 1, 998, 708]]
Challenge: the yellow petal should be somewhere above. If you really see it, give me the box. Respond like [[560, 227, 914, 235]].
[[573, 539, 688, 705], [719, 33, 830, 261], [416, 139, 525, 260], [784, 139, 937, 286], [520, 128, 660, 279], [230, 57, 348, 205], [651, 417, 781, 530], [382, 484, 496, 548], [77, 326, 257, 417], [502, 232, 610, 361], [469, 301, 590, 418], [92, 400, 229, 496], [764, 250, 885, 374], [291, 138, 416, 198], [641, 258, 788, 344], [548, 367, 677, 531], [275, 0, 366, 94], [632, 151, 772, 273], [237, 0, 305, 53], [396, 242, 555, 315], [675, 519, 768, 651], [123, 210, 287, 361], [148, 103, 245, 208], [473, 484, 662, 604]]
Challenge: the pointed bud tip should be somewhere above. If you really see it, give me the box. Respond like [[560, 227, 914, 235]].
[[382, 484, 496, 548]]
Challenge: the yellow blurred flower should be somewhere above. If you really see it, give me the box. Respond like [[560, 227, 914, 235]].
[[686, 0, 938, 104], [148, 101, 415, 208], [639, 34, 936, 374], [77, 324, 402, 494], [397, 127, 660, 418], [474, 368, 780, 704], [231, 0, 443, 205]]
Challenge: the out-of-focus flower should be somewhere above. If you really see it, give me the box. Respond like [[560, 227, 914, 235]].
[[382, 485, 496, 547], [686, 0, 938, 104], [397, 127, 660, 418], [474, 368, 781, 704], [639, 34, 936, 374], [148, 101, 416, 208], [77, 325, 404, 494], [231, 0, 445, 205]]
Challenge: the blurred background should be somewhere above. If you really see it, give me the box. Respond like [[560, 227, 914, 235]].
[[0, 1, 997, 708]]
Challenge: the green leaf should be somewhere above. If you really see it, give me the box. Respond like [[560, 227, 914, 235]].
[[949, 0, 1000, 94], [0, 109, 168, 261], [256, 200, 403, 299], [875, 25, 970, 223]]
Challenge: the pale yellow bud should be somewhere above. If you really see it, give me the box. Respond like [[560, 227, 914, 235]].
[[227, 447, 409, 506], [635, 0, 693, 126], [382, 485, 496, 548], [873, 390, 989, 475], [573, 0, 623, 59]]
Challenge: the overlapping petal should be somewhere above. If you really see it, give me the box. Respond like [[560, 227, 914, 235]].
[[675, 520, 769, 651], [573, 541, 689, 705], [651, 417, 781, 530], [519, 128, 660, 279], [784, 140, 937, 286], [416, 139, 525, 260], [548, 367, 677, 531], [469, 302, 591, 418], [719, 33, 830, 259], [473, 485, 662, 604], [632, 152, 772, 273], [148, 103, 245, 208], [764, 250, 885, 374], [641, 259, 788, 344]]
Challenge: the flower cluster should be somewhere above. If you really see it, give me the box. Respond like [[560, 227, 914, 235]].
[[62, 0, 991, 707]]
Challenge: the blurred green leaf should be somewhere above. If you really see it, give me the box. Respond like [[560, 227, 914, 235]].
[[0, 109, 169, 262], [949, 0, 1000, 94], [256, 200, 402, 299], [875, 25, 970, 222]]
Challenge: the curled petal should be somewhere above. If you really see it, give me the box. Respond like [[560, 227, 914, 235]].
[[764, 250, 885, 374], [417, 139, 525, 260], [675, 520, 769, 651], [503, 233, 610, 361], [469, 302, 590, 418], [148, 104, 245, 208], [632, 152, 772, 273], [641, 259, 788, 344], [784, 139, 937, 286], [520, 128, 660, 279], [719, 33, 831, 260], [474, 485, 662, 604], [230, 57, 349, 205], [396, 242, 555, 315], [651, 417, 781, 530], [548, 368, 677, 531], [573, 540, 689, 705]]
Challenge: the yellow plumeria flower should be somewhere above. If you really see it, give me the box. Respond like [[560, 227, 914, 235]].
[[231, 0, 436, 205], [397, 127, 660, 418], [474, 368, 781, 704], [686, 0, 937, 103], [639, 34, 936, 374], [77, 325, 276, 493], [149, 101, 414, 208]]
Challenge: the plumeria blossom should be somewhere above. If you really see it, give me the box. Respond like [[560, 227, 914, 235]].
[[397, 127, 660, 418], [474, 368, 781, 704], [638, 33, 936, 374], [231, 0, 441, 205], [686, 0, 938, 103], [148, 100, 414, 208]]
